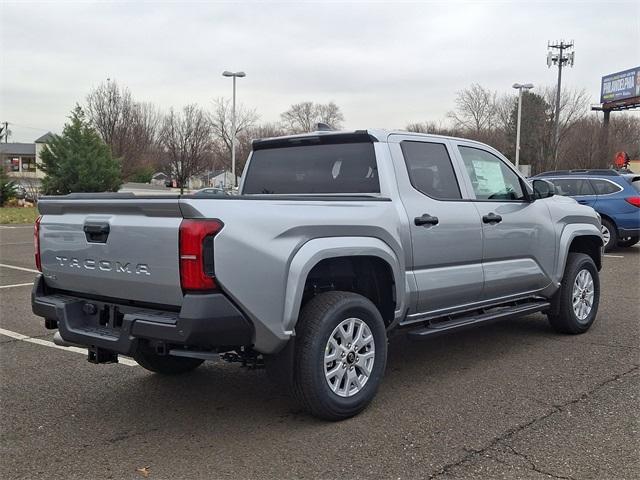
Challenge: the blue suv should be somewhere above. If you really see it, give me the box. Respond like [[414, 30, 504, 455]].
[[534, 170, 640, 251]]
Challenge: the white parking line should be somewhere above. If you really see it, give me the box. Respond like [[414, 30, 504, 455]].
[[603, 254, 625, 258], [0, 263, 39, 273], [0, 282, 33, 289], [0, 225, 33, 229], [0, 327, 138, 366]]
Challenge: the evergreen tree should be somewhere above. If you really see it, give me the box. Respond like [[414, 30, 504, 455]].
[[507, 92, 554, 173], [0, 169, 17, 205], [40, 106, 122, 195]]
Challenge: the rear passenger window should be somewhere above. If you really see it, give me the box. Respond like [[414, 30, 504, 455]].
[[549, 179, 595, 196], [591, 179, 622, 195], [401, 141, 461, 200]]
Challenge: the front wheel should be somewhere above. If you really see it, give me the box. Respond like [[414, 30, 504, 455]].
[[292, 291, 387, 420], [548, 252, 600, 334], [617, 236, 639, 248]]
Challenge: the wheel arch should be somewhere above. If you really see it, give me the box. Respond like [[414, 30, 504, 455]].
[[283, 237, 405, 333], [598, 212, 617, 231], [557, 225, 603, 282]]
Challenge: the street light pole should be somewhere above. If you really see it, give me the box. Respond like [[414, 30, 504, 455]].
[[222, 70, 246, 188], [512, 83, 534, 171]]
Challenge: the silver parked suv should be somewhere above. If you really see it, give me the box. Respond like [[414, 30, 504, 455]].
[[32, 129, 603, 420]]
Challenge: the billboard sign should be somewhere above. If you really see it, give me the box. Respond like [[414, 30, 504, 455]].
[[600, 67, 640, 104]]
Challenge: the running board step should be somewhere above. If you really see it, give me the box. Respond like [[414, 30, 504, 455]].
[[406, 300, 550, 339]]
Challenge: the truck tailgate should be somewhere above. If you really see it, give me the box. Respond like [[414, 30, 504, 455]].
[[38, 197, 184, 306]]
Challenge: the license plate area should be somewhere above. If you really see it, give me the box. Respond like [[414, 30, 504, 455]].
[[66, 301, 128, 339], [97, 304, 125, 330]]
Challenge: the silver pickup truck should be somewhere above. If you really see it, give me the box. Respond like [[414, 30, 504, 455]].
[[32, 129, 603, 420]]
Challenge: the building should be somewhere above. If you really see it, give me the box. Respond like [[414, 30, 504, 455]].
[[150, 172, 169, 186], [0, 133, 54, 187], [196, 169, 236, 190]]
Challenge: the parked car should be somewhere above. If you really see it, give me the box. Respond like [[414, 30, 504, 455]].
[[534, 170, 640, 251], [32, 129, 603, 420], [193, 187, 227, 196]]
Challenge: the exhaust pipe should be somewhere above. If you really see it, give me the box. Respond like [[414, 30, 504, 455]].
[[53, 332, 85, 349]]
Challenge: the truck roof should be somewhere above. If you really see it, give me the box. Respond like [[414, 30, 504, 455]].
[[251, 129, 488, 150]]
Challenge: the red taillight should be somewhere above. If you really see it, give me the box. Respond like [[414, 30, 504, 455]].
[[625, 196, 640, 208], [179, 219, 223, 291], [34, 215, 42, 271]]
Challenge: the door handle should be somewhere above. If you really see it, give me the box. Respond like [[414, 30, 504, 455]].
[[577, 200, 588, 204], [83, 222, 110, 243], [414, 214, 439, 226], [482, 213, 502, 224]]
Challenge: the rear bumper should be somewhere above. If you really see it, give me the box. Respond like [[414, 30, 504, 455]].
[[31, 275, 254, 355]]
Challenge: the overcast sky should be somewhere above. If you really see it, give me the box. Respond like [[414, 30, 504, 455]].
[[1, 0, 638, 142]]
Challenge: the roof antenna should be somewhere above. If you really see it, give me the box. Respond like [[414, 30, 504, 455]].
[[316, 122, 333, 131]]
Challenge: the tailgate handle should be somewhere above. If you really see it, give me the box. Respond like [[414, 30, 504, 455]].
[[83, 222, 110, 243]]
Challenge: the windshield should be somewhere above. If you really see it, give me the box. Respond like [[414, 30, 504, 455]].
[[243, 142, 379, 194]]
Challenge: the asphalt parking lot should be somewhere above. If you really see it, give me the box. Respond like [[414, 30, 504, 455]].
[[1, 224, 638, 480]]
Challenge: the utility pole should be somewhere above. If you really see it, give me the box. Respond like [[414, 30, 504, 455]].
[[547, 40, 575, 165], [1, 121, 8, 143]]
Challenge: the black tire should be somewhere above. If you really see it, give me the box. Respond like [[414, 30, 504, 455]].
[[617, 236, 639, 248], [292, 291, 387, 421], [548, 252, 600, 334], [600, 218, 617, 252], [133, 349, 204, 374]]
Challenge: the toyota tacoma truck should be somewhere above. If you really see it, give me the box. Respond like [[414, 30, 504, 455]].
[[32, 129, 603, 420]]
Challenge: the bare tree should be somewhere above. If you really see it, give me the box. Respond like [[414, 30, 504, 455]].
[[280, 101, 345, 133], [494, 94, 516, 134], [448, 84, 498, 134], [558, 116, 602, 169], [608, 114, 640, 161], [160, 105, 213, 194], [209, 97, 258, 168], [405, 120, 461, 136], [86, 80, 161, 178], [540, 86, 590, 167]]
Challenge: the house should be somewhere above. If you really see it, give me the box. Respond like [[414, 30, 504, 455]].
[[196, 169, 236, 190], [0, 132, 54, 187], [150, 172, 169, 186], [155, 168, 237, 191]]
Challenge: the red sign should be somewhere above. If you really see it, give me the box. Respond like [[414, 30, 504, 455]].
[[614, 151, 629, 168]]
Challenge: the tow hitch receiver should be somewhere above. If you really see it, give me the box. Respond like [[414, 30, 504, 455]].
[[88, 346, 118, 364]]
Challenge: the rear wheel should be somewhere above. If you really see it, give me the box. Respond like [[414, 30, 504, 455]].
[[548, 252, 600, 334], [134, 349, 204, 374], [617, 236, 639, 248], [600, 218, 617, 252], [292, 291, 387, 420]]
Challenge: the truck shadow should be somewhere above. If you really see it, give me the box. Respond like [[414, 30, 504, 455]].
[[98, 313, 562, 428]]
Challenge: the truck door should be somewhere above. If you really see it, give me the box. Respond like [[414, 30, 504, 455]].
[[453, 143, 555, 300], [388, 135, 483, 314]]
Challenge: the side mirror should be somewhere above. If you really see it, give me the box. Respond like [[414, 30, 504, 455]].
[[532, 179, 555, 200]]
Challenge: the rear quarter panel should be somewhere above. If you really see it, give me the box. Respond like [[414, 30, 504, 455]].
[[181, 196, 407, 353]]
